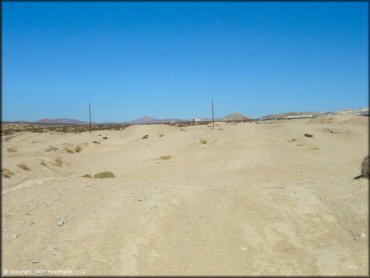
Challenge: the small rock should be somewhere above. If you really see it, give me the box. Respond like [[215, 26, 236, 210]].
[[32, 259, 39, 264], [103, 136, 108, 139], [12, 234, 18, 239], [240, 246, 248, 251], [142, 135, 149, 139], [304, 133, 313, 138], [57, 219, 64, 226], [361, 232, 366, 238], [93, 141, 100, 144]]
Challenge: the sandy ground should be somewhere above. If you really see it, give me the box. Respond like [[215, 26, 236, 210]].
[[2, 115, 368, 276]]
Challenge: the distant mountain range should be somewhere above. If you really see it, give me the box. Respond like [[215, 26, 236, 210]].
[[36, 118, 91, 125], [4, 107, 367, 125], [30, 113, 252, 125]]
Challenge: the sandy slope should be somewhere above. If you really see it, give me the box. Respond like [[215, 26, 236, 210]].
[[2, 115, 368, 275]]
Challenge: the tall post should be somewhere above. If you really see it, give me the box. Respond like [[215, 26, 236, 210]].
[[89, 102, 92, 134], [212, 98, 215, 130]]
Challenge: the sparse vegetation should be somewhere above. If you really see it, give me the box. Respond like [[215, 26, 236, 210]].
[[41, 161, 47, 166], [31, 128, 45, 133], [288, 138, 296, 142], [200, 139, 207, 144], [2, 123, 129, 136], [2, 168, 14, 178], [158, 134, 164, 137], [17, 163, 30, 171], [82, 174, 92, 178], [74, 146, 82, 152], [94, 171, 115, 178]]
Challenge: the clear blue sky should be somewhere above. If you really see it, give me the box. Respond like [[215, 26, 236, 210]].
[[3, 2, 368, 122]]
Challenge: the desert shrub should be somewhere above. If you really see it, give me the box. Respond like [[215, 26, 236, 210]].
[[361, 155, 369, 178], [82, 174, 92, 178], [54, 157, 63, 167], [17, 163, 30, 171], [6, 147, 17, 152], [93, 171, 115, 178], [64, 147, 74, 153], [3, 129, 15, 136], [31, 128, 44, 133], [160, 155, 172, 160], [2, 168, 14, 178], [74, 146, 82, 152]]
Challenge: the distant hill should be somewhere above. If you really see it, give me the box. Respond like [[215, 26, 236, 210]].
[[223, 112, 253, 122], [335, 106, 369, 116], [130, 116, 159, 124], [258, 112, 318, 120], [36, 118, 90, 125]]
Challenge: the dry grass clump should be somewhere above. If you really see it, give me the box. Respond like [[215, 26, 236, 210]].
[[6, 147, 17, 153], [93, 171, 115, 179], [160, 155, 172, 160], [2, 168, 14, 178], [361, 155, 369, 178], [17, 163, 30, 171], [82, 174, 92, 178], [45, 146, 58, 152], [54, 157, 63, 167], [64, 147, 74, 153], [74, 145, 82, 152], [200, 139, 207, 144]]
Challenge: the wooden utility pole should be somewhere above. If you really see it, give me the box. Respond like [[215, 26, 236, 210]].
[[89, 102, 92, 133], [212, 98, 215, 130]]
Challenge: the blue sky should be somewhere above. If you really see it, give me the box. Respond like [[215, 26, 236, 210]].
[[3, 2, 368, 122]]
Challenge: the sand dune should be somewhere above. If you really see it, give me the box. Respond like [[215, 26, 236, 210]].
[[2, 115, 368, 275]]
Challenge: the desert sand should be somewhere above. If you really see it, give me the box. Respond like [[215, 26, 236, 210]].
[[2, 115, 368, 275]]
